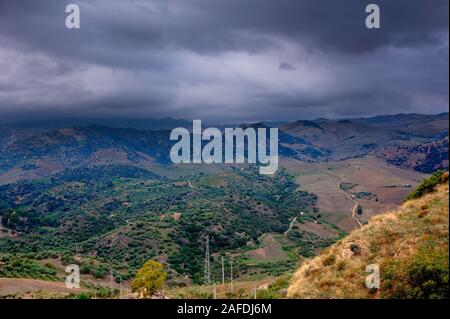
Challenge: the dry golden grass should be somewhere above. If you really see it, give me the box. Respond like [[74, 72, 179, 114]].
[[168, 278, 276, 299], [287, 183, 449, 299]]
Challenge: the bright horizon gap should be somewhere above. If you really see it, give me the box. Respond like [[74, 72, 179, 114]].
[[0, 111, 448, 127]]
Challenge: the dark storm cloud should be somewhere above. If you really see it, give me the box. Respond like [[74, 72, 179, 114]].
[[279, 62, 296, 71], [0, 0, 448, 123]]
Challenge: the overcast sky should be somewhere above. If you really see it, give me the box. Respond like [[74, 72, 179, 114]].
[[0, 0, 448, 124]]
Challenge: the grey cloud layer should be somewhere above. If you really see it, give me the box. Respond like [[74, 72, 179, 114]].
[[0, 0, 448, 123]]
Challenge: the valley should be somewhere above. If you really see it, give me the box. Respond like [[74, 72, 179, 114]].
[[0, 113, 447, 298], [283, 156, 427, 231]]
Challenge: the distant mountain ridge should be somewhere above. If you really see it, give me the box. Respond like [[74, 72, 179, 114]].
[[0, 113, 448, 184], [0, 117, 193, 131]]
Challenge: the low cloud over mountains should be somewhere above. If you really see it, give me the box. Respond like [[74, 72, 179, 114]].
[[0, 0, 448, 123]]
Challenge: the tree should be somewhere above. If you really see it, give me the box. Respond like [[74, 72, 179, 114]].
[[131, 260, 167, 298], [356, 205, 363, 215]]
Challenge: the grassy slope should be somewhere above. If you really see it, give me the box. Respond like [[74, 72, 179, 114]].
[[287, 182, 449, 299]]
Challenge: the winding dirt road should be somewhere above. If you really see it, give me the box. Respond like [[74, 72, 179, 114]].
[[284, 217, 298, 235], [337, 180, 363, 228]]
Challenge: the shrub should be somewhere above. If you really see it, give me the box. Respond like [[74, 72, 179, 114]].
[[269, 275, 291, 291], [322, 255, 336, 266], [91, 264, 108, 279], [76, 292, 92, 299], [61, 254, 76, 266], [80, 262, 91, 274], [405, 246, 449, 298], [356, 205, 363, 215], [381, 243, 449, 299], [256, 289, 277, 299], [406, 170, 448, 201]]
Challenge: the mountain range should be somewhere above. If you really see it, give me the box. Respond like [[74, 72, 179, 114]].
[[0, 113, 448, 296], [0, 113, 447, 184]]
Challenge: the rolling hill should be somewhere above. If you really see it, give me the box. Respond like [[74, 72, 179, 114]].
[[287, 172, 449, 299], [0, 113, 448, 185], [0, 113, 448, 295], [377, 136, 449, 173]]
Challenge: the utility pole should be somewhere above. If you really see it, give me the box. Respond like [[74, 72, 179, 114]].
[[230, 259, 234, 293], [221, 257, 225, 285], [110, 269, 114, 288], [120, 279, 123, 299], [204, 235, 211, 285]]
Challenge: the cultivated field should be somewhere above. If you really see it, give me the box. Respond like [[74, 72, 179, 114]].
[[282, 156, 427, 231]]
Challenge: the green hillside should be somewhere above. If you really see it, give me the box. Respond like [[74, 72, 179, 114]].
[[288, 172, 449, 299]]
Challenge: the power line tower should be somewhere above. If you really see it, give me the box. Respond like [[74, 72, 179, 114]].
[[204, 235, 211, 285], [75, 243, 82, 258], [110, 269, 114, 288], [230, 258, 234, 293], [221, 257, 225, 285]]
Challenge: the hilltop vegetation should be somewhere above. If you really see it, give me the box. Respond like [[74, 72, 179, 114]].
[[378, 137, 449, 174], [0, 165, 326, 285], [406, 170, 449, 200], [288, 172, 449, 299]]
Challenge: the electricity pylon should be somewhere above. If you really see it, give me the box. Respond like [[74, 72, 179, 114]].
[[221, 257, 225, 285], [204, 235, 211, 285], [230, 259, 234, 292]]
